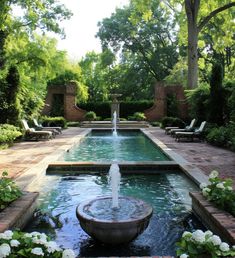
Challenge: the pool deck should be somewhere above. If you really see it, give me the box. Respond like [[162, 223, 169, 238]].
[[0, 127, 234, 187]]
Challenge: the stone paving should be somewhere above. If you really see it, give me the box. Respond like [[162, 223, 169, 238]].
[[0, 126, 234, 185]]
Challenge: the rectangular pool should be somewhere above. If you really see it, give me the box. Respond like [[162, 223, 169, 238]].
[[63, 130, 170, 162]]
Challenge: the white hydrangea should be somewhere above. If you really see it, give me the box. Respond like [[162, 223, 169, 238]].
[[0, 243, 11, 257], [62, 248, 76, 258], [226, 186, 233, 191], [209, 235, 222, 246], [32, 236, 47, 245], [220, 242, 230, 252], [46, 241, 62, 253], [200, 182, 208, 189], [209, 170, 219, 179], [216, 183, 225, 189], [10, 239, 20, 247], [180, 254, 189, 258], [31, 247, 44, 256], [182, 231, 192, 238], [192, 230, 205, 243], [205, 230, 213, 237], [202, 187, 211, 197], [0, 230, 13, 240]]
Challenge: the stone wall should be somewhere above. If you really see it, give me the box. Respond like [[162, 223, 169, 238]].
[[42, 82, 86, 121], [144, 81, 188, 121]]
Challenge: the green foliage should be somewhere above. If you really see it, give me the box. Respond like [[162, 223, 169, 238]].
[[185, 85, 210, 122], [120, 101, 153, 118], [84, 111, 97, 121], [0, 171, 22, 210], [41, 116, 66, 128], [128, 112, 146, 121], [166, 93, 179, 118], [177, 229, 235, 258], [0, 124, 22, 144], [67, 121, 81, 127], [200, 170, 235, 216], [79, 102, 111, 119], [161, 116, 185, 129], [207, 62, 224, 125], [206, 122, 235, 151], [0, 230, 75, 257], [228, 84, 235, 122]]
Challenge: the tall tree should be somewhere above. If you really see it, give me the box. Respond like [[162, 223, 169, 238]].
[[97, 0, 178, 82], [130, 0, 235, 88], [0, 0, 72, 70]]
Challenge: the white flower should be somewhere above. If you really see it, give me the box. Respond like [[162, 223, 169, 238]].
[[180, 254, 189, 258], [192, 230, 205, 243], [226, 186, 233, 191], [10, 239, 20, 247], [209, 235, 222, 246], [62, 249, 76, 258], [200, 182, 208, 189], [209, 170, 219, 179], [182, 231, 192, 238], [24, 233, 32, 238], [46, 241, 61, 253], [205, 230, 213, 237], [216, 183, 225, 189], [202, 187, 211, 197], [32, 236, 47, 245], [0, 243, 11, 257], [31, 247, 44, 256], [232, 245, 235, 249], [220, 242, 230, 252]]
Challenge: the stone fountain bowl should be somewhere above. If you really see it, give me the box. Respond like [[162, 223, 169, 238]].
[[76, 196, 153, 245]]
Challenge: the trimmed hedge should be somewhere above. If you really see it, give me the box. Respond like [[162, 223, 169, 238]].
[[161, 116, 185, 128], [79, 100, 153, 119], [41, 116, 67, 128]]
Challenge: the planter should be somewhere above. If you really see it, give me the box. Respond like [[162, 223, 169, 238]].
[[190, 192, 235, 245]]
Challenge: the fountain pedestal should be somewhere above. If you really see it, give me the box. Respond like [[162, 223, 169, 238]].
[[110, 94, 122, 123], [76, 196, 153, 245]]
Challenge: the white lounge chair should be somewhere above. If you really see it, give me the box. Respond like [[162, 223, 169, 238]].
[[33, 118, 62, 134], [21, 119, 53, 141]]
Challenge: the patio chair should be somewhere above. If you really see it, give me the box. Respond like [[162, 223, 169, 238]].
[[21, 119, 53, 141], [33, 118, 62, 134], [175, 121, 207, 142], [170, 118, 196, 137]]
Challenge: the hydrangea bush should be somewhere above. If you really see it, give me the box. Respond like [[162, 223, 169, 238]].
[[200, 170, 235, 216], [177, 229, 235, 258], [0, 171, 22, 211], [0, 230, 76, 258]]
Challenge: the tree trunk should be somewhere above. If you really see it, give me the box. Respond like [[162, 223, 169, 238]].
[[187, 22, 199, 89], [185, 0, 200, 89]]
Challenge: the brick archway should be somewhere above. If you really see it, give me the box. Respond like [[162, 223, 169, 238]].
[[144, 81, 188, 121], [42, 82, 86, 121]]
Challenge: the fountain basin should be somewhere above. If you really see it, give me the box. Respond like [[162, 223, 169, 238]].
[[76, 196, 153, 244]]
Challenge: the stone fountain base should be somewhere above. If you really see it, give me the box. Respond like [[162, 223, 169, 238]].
[[76, 196, 153, 244]]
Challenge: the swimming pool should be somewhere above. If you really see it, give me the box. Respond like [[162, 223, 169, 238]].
[[64, 130, 170, 162], [25, 171, 203, 257]]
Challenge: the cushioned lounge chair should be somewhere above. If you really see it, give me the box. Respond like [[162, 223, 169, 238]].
[[21, 119, 53, 141], [170, 118, 196, 137], [33, 119, 62, 134], [175, 121, 207, 142]]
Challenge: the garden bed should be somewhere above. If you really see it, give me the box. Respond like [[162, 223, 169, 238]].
[[0, 191, 38, 232], [190, 191, 235, 245]]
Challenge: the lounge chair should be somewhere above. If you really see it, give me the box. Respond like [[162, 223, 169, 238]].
[[33, 118, 62, 134], [175, 121, 207, 142], [170, 118, 196, 137], [21, 119, 53, 141]]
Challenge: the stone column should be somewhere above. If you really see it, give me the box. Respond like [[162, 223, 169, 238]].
[[110, 94, 122, 122]]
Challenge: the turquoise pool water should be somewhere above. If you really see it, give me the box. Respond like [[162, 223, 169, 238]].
[[25, 172, 203, 256], [64, 130, 170, 162]]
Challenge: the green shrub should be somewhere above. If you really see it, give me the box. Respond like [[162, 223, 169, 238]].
[[206, 123, 235, 151], [85, 111, 97, 121], [0, 171, 22, 210], [161, 116, 185, 128], [0, 124, 22, 144], [41, 116, 67, 128], [67, 121, 81, 127], [79, 102, 111, 119], [128, 112, 146, 121]]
